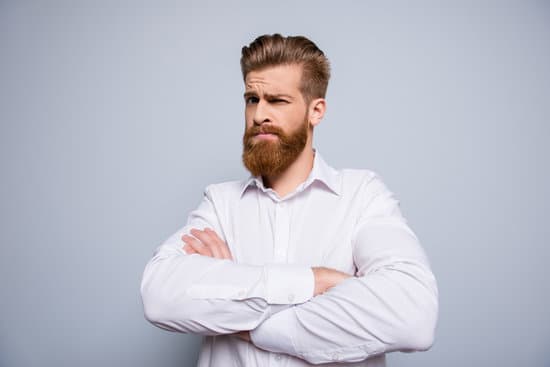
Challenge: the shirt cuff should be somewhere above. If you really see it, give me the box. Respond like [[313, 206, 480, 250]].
[[250, 307, 299, 355], [265, 264, 314, 305]]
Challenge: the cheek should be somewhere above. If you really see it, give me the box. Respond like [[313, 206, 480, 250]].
[[243, 114, 252, 128], [245, 113, 254, 126], [245, 106, 255, 121], [285, 107, 307, 124]]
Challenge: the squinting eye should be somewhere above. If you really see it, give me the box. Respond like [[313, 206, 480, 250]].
[[245, 97, 259, 105]]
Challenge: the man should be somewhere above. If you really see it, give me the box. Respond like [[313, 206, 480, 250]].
[[141, 34, 438, 366]]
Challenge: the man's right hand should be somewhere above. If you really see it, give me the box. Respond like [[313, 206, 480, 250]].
[[312, 267, 352, 296]]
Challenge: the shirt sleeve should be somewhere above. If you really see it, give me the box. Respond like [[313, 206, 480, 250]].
[[140, 186, 315, 335], [249, 175, 439, 363]]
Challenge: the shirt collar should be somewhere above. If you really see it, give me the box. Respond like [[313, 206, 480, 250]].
[[239, 149, 341, 198]]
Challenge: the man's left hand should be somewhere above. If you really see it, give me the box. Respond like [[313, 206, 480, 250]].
[[182, 228, 233, 260], [182, 228, 250, 341]]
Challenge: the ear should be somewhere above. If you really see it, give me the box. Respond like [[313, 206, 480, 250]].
[[308, 98, 326, 128]]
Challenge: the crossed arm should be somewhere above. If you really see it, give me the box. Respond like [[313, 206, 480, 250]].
[[182, 227, 351, 342], [183, 228, 350, 299], [141, 183, 438, 364]]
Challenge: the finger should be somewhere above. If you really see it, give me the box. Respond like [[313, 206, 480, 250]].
[[202, 228, 227, 256], [202, 228, 230, 259], [182, 234, 213, 257], [182, 244, 198, 255], [205, 228, 233, 260], [181, 235, 211, 256], [183, 234, 212, 257], [190, 229, 224, 259]]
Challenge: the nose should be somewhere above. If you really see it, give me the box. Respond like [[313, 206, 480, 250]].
[[253, 100, 271, 126]]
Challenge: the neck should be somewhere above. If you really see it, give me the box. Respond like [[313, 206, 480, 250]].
[[263, 144, 315, 198]]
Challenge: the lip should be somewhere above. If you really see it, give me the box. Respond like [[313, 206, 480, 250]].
[[254, 133, 278, 139]]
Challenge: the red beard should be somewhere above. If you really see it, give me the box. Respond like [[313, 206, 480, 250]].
[[242, 119, 308, 177]]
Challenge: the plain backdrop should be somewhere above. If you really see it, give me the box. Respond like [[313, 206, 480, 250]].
[[1, 1, 549, 366]]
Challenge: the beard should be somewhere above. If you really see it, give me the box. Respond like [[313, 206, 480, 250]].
[[242, 117, 309, 177]]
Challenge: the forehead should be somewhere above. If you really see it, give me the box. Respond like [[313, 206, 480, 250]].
[[245, 64, 302, 93]]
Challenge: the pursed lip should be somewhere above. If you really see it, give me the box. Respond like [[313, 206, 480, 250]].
[[253, 132, 279, 140]]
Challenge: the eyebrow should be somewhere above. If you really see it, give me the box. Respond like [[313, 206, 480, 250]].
[[243, 91, 294, 100]]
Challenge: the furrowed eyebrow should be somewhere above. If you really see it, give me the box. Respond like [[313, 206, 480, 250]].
[[264, 93, 293, 100], [243, 91, 293, 100], [243, 91, 257, 99]]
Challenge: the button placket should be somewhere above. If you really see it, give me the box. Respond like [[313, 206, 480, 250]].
[[273, 201, 290, 262], [272, 353, 284, 363]]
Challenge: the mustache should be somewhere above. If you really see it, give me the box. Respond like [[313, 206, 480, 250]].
[[245, 125, 284, 137]]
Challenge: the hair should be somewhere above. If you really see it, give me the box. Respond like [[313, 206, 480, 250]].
[[240, 34, 331, 104]]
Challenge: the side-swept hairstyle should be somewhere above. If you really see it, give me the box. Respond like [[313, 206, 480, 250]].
[[240, 34, 331, 104]]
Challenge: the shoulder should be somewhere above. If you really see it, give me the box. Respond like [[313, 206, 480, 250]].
[[202, 179, 249, 202], [339, 168, 385, 192], [205, 179, 245, 192], [334, 167, 398, 212]]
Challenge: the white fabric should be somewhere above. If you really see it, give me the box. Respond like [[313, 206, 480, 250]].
[[140, 150, 438, 366]]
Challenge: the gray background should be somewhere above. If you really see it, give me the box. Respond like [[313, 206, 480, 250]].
[[1, 1, 549, 366]]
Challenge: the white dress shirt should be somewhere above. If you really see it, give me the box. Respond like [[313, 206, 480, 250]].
[[141, 149, 438, 366]]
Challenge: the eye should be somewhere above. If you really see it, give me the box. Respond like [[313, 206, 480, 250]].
[[245, 96, 259, 105]]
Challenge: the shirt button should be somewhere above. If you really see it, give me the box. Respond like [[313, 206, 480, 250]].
[[332, 353, 341, 361], [288, 294, 295, 303], [275, 354, 283, 361]]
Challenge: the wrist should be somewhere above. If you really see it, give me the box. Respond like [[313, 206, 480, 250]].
[[312, 267, 328, 296], [312, 266, 352, 296]]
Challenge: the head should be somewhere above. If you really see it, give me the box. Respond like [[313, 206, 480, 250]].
[[240, 34, 331, 177]]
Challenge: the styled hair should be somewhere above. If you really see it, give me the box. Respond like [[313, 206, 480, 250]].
[[240, 34, 331, 103]]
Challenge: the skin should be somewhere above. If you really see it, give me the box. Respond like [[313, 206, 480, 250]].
[[182, 64, 351, 341]]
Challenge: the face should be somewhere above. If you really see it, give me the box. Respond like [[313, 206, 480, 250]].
[[242, 64, 310, 177]]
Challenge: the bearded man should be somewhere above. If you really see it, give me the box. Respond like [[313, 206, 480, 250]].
[[141, 34, 438, 367]]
